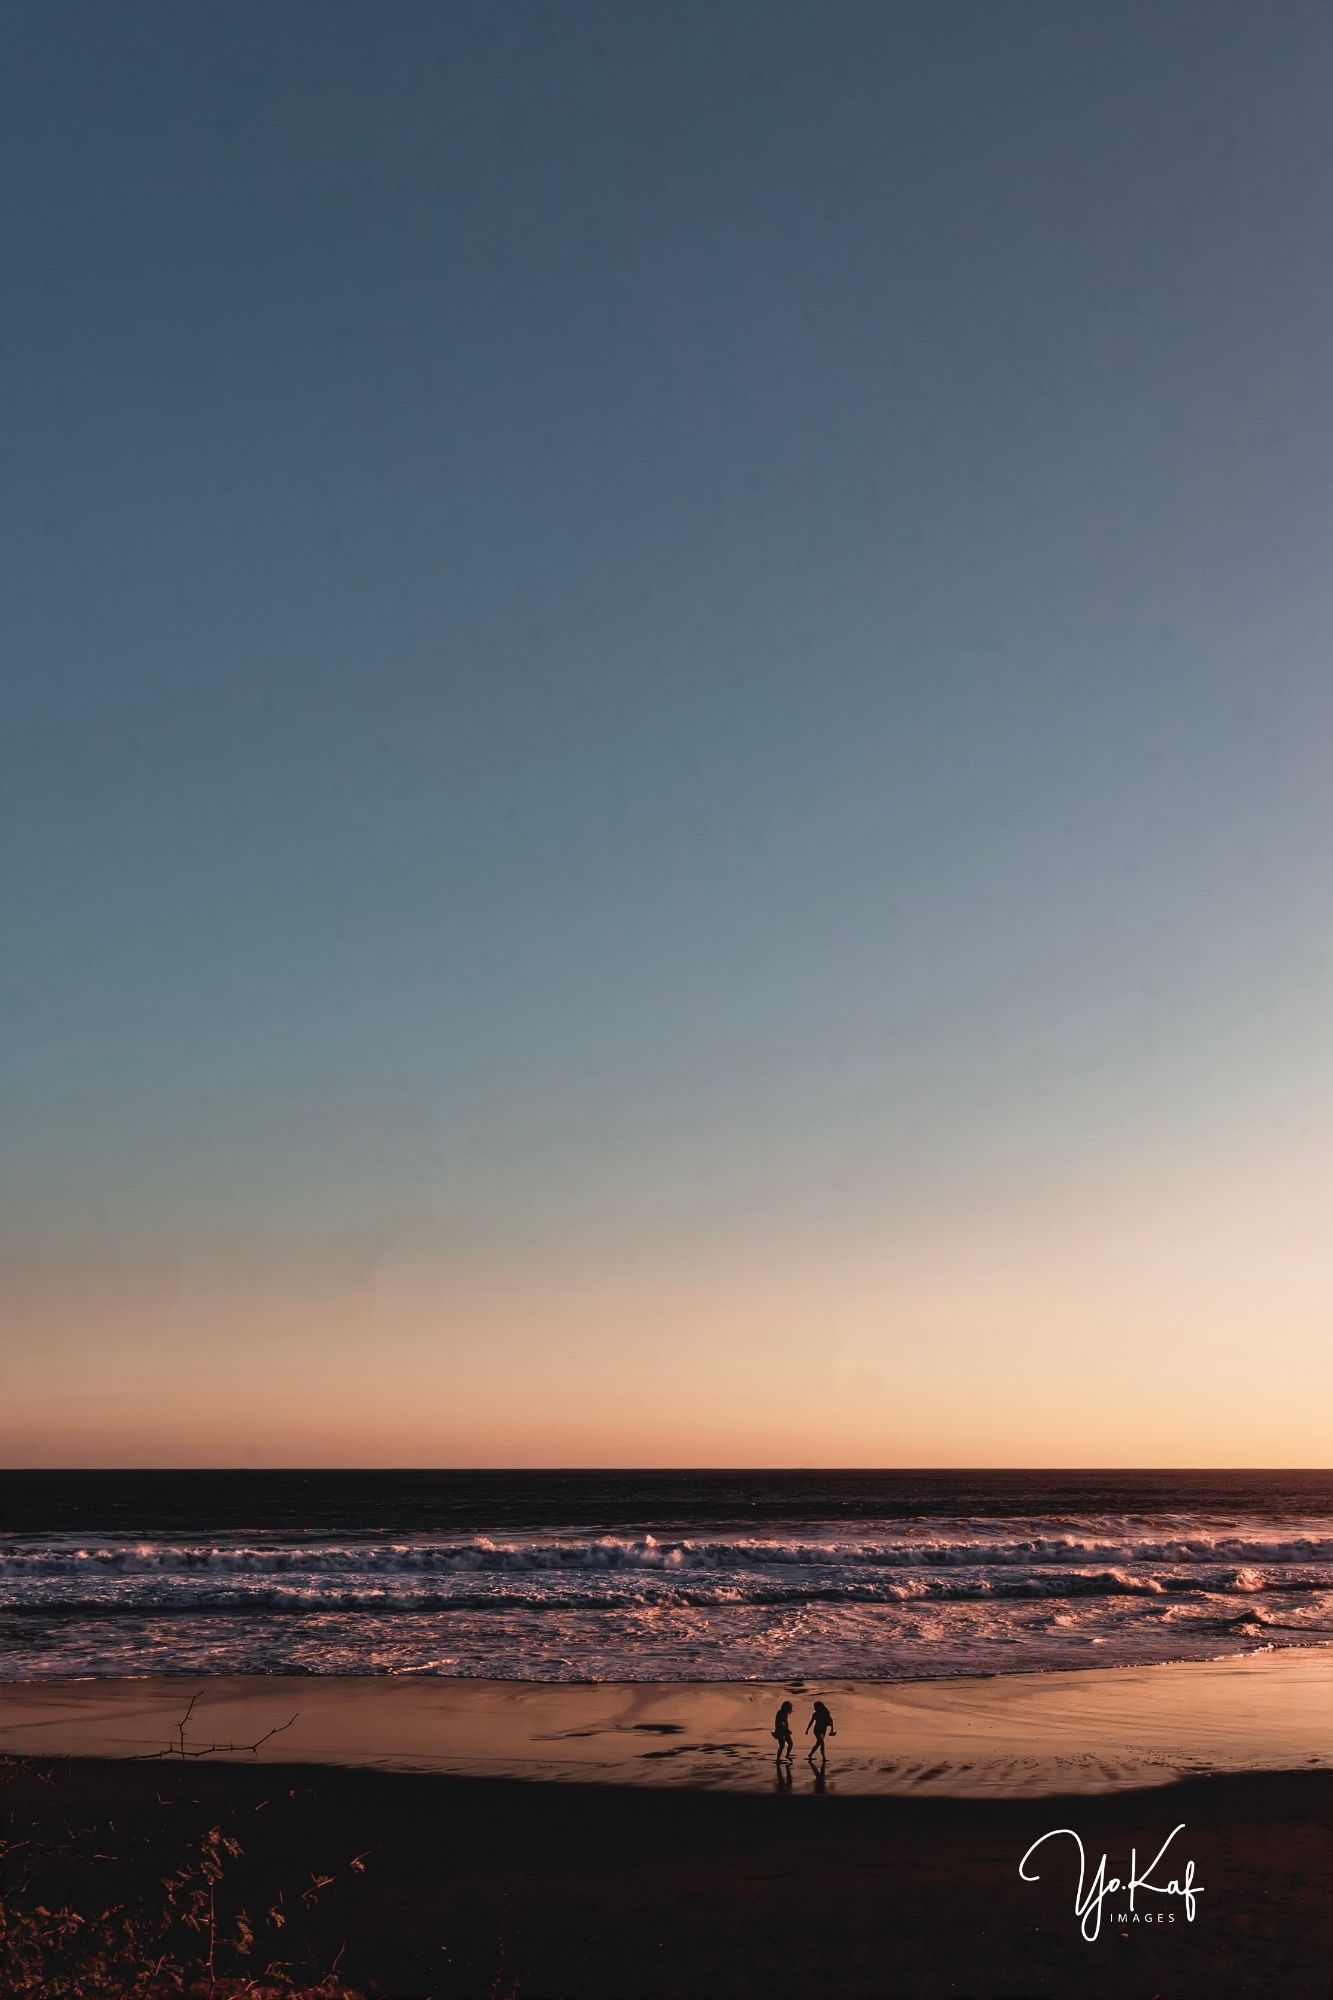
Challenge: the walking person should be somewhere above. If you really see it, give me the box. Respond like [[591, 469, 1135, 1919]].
[[806, 1699, 835, 1763], [772, 1698, 795, 1763]]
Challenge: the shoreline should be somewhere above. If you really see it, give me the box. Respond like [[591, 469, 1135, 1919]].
[[2, 1647, 1328, 1797], [7, 1632, 1328, 1687]]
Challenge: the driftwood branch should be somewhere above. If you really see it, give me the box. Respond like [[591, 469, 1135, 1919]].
[[135, 1693, 299, 1761]]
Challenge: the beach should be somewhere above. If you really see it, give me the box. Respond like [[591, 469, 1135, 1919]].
[[10, 0, 1333, 1983], [5, 1474, 1330, 1993], [1, 1649, 1329, 1792], [4, 1754, 1328, 1997], [4, 1654, 1330, 1997]]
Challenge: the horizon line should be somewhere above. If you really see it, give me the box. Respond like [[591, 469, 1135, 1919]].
[[3, 1463, 1329, 1476]]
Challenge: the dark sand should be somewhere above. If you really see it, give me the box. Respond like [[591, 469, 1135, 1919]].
[[3, 1752, 1329, 1998]]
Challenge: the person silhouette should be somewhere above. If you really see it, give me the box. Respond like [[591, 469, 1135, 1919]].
[[806, 1700, 835, 1762], [772, 1698, 794, 1763]]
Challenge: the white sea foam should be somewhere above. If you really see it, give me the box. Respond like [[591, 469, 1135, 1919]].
[[1, 1509, 1330, 1679], [3, 1522, 1330, 1577]]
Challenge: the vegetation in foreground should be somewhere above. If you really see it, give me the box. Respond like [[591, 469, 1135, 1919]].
[[1, 1753, 374, 1998]]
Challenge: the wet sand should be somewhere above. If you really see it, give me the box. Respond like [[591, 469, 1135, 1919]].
[[1, 1648, 1328, 1795]]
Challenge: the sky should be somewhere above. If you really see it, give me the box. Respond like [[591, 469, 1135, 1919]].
[[3, 1, 1332, 1467]]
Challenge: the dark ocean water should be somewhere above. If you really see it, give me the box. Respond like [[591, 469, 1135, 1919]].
[[2, 1469, 1330, 1680]]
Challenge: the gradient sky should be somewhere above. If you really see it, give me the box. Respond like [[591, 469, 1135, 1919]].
[[4, 2, 1332, 1466]]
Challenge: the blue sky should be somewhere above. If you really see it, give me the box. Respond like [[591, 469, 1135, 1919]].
[[4, 3, 1332, 1462]]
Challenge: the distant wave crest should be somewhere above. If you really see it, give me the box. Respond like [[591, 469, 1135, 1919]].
[[3, 1509, 1330, 1680], [4, 1527, 1332, 1580]]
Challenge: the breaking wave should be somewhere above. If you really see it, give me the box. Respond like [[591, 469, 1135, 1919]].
[[4, 1527, 1331, 1580], [3, 1506, 1330, 1679]]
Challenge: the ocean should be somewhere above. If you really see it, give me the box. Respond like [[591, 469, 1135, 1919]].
[[2, 1469, 1330, 1681]]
